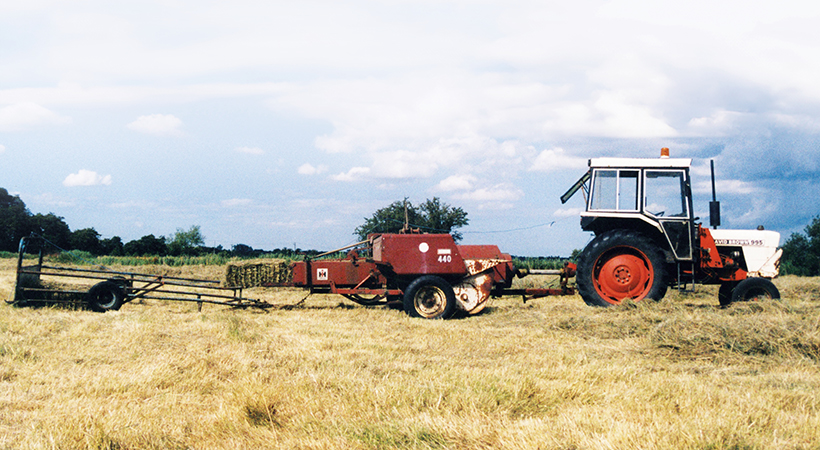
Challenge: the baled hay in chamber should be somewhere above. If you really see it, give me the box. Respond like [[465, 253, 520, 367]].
[[224, 259, 293, 288]]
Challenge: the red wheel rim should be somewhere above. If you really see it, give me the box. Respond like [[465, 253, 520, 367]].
[[592, 246, 654, 304]]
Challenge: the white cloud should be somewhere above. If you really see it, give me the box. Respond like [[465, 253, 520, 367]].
[[452, 183, 524, 202], [371, 150, 438, 179], [127, 114, 182, 136], [0, 82, 291, 109], [234, 146, 264, 155], [693, 179, 757, 195], [0, 102, 70, 131], [553, 207, 583, 218], [297, 163, 328, 175], [434, 174, 476, 192], [530, 147, 589, 172], [331, 167, 370, 182], [109, 200, 157, 209], [326, 149, 440, 181], [0, 144, 5, 153], [63, 170, 112, 187], [592, 92, 678, 138], [221, 198, 253, 207], [686, 110, 750, 136]]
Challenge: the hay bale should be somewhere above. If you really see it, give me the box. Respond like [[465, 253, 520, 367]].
[[224, 259, 292, 288]]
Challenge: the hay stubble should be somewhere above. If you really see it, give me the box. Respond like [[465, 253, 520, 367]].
[[1, 259, 819, 449]]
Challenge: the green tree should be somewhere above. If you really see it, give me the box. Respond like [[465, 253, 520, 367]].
[[167, 225, 205, 256], [100, 236, 124, 256], [781, 216, 820, 276], [30, 213, 71, 250], [231, 243, 258, 257], [0, 188, 31, 252], [354, 197, 469, 241], [70, 228, 102, 254], [124, 234, 167, 256]]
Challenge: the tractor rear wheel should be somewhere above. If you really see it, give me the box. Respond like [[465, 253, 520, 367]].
[[576, 230, 667, 307], [403, 275, 457, 319], [731, 277, 780, 303]]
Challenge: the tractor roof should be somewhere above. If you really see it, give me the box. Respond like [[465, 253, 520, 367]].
[[588, 157, 692, 169]]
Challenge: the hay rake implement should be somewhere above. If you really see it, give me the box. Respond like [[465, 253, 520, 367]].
[[9, 235, 273, 311]]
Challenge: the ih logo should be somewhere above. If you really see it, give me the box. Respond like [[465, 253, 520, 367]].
[[316, 268, 329, 281]]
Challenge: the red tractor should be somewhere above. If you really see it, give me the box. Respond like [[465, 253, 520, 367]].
[[561, 148, 782, 307]]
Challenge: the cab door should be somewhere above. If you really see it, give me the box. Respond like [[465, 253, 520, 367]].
[[643, 169, 694, 261]]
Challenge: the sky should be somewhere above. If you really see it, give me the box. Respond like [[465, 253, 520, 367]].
[[2, 0, 820, 256]]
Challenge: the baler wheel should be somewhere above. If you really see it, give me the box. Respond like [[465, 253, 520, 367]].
[[403, 275, 456, 319], [86, 281, 125, 313], [577, 230, 667, 307], [343, 294, 387, 306]]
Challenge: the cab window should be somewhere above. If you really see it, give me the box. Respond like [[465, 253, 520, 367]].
[[589, 169, 639, 211], [644, 170, 688, 218]]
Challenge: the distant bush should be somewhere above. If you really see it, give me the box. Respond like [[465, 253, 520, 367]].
[[512, 257, 571, 271], [51, 250, 95, 264], [780, 215, 820, 276]]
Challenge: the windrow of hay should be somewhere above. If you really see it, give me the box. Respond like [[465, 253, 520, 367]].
[[223, 259, 292, 288], [649, 301, 820, 362], [776, 275, 820, 301]]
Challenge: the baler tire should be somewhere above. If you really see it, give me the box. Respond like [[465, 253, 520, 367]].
[[730, 277, 780, 303], [86, 281, 125, 313], [403, 275, 457, 319], [576, 230, 667, 307], [344, 294, 386, 306]]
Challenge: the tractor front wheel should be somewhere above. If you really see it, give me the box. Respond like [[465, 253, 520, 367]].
[[403, 275, 457, 319], [730, 277, 780, 303], [576, 230, 667, 307]]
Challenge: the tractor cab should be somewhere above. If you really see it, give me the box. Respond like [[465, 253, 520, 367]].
[[562, 149, 695, 263]]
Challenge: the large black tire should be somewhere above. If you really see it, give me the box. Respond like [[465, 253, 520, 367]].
[[403, 275, 457, 319], [86, 281, 125, 313], [342, 294, 387, 306], [718, 281, 739, 307], [731, 277, 780, 303], [576, 230, 668, 307]]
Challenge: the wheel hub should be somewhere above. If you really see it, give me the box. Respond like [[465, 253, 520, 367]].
[[415, 286, 445, 317], [613, 266, 632, 284], [594, 250, 653, 302]]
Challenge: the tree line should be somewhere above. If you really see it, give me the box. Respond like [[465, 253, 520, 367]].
[[2, 188, 469, 259], [0, 188, 286, 257], [5, 186, 819, 274]]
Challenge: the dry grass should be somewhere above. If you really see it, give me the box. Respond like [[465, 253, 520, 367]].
[[2, 259, 820, 449]]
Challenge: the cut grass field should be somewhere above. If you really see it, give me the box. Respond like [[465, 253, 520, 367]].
[[1, 258, 819, 449]]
